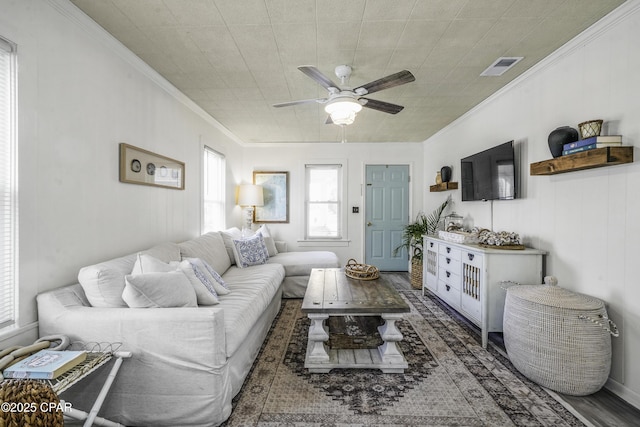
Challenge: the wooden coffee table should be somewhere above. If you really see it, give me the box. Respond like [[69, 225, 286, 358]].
[[301, 268, 410, 373]]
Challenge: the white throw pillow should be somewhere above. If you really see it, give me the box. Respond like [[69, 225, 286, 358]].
[[131, 254, 180, 275], [221, 227, 243, 265], [186, 258, 230, 295], [256, 224, 271, 237], [256, 224, 278, 256], [232, 233, 269, 268], [122, 272, 197, 308], [178, 260, 220, 305]]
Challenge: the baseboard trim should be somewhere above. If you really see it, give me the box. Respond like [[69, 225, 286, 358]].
[[605, 378, 640, 410]]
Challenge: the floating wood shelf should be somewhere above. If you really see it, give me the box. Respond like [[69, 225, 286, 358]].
[[429, 182, 458, 192], [530, 146, 633, 176]]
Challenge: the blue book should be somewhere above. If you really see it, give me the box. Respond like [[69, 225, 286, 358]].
[[563, 135, 622, 151], [2, 350, 86, 379], [563, 143, 597, 155]]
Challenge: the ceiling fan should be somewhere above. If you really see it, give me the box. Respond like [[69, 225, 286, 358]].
[[273, 65, 415, 126]]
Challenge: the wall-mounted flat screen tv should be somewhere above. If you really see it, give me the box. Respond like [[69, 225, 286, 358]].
[[461, 141, 517, 201]]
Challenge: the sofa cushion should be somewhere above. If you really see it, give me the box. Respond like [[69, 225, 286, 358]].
[[122, 272, 197, 308], [78, 254, 137, 307], [232, 234, 269, 268], [178, 260, 219, 305], [267, 251, 340, 276], [179, 232, 231, 274], [219, 263, 285, 357]]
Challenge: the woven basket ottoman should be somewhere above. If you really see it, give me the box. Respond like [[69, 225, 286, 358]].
[[503, 276, 618, 396]]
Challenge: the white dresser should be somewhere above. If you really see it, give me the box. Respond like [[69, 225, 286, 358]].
[[422, 235, 545, 348]]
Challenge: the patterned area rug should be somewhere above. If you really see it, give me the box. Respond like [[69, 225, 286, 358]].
[[222, 286, 587, 426]]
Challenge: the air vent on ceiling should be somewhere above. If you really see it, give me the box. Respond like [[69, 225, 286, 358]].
[[480, 57, 523, 76]]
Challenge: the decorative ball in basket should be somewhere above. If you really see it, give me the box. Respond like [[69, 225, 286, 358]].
[[503, 276, 618, 396], [345, 259, 379, 281]]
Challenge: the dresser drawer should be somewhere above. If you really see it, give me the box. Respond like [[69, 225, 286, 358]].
[[439, 244, 461, 260], [438, 279, 461, 308], [438, 267, 460, 290], [439, 254, 460, 272], [461, 250, 482, 268]]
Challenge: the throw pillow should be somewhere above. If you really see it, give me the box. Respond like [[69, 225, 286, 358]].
[[122, 271, 197, 308], [232, 233, 269, 268], [78, 254, 137, 308], [131, 253, 180, 275], [261, 236, 278, 257], [178, 260, 220, 305], [256, 224, 278, 256], [256, 224, 271, 237], [221, 227, 243, 265], [186, 258, 230, 295]]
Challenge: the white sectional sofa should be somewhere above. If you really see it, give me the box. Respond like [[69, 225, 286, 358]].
[[36, 229, 339, 426]]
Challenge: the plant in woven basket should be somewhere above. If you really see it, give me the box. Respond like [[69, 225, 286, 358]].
[[394, 195, 451, 261]]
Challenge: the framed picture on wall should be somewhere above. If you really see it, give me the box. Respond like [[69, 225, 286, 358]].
[[253, 171, 289, 223], [119, 143, 185, 190]]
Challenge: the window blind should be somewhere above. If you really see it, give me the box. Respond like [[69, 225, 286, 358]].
[[202, 146, 225, 233], [0, 36, 17, 329]]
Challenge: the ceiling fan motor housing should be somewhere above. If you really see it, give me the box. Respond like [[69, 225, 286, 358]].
[[334, 65, 352, 84]]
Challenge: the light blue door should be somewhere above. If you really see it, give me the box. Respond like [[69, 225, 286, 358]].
[[365, 165, 410, 271]]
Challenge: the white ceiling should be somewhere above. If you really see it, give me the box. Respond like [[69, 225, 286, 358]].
[[70, 0, 625, 144]]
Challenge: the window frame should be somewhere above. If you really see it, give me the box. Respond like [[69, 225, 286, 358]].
[[0, 36, 18, 331], [304, 163, 346, 241], [201, 145, 226, 233]]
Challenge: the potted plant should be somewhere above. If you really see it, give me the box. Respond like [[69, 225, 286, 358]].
[[395, 195, 451, 289]]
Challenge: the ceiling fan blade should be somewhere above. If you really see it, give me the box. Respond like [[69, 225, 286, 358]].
[[272, 98, 324, 108], [354, 70, 415, 95], [361, 98, 405, 114], [298, 66, 341, 91]]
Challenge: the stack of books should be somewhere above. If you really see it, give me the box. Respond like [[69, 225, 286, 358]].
[[562, 135, 622, 155]]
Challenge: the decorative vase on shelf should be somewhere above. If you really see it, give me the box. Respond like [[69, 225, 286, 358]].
[[548, 126, 578, 158], [440, 166, 452, 183], [435, 171, 442, 184]]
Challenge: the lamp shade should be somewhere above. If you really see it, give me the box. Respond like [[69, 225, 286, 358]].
[[237, 184, 264, 206]]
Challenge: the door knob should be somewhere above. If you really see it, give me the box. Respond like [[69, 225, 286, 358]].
[[367, 222, 372, 226]]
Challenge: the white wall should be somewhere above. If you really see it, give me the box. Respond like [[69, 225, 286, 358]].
[[423, 1, 640, 406], [0, 0, 243, 346], [241, 142, 424, 265]]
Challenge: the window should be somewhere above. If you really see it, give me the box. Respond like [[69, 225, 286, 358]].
[[0, 36, 17, 330], [202, 146, 225, 233], [305, 164, 343, 239]]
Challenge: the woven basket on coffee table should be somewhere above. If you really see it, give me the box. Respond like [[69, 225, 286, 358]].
[[503, 277, 618, 396], [345, 259, 379, 280]]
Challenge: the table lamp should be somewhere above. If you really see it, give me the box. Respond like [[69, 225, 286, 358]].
[[237, 184, 264, 235]]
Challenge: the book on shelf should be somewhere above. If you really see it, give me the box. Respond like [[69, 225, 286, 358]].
[[563, 135, 622, 151], [562, 142, 623, 156], [2, 350, 87, 379]]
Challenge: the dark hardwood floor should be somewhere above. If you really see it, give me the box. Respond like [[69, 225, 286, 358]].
[[385, 272, 640, 427]]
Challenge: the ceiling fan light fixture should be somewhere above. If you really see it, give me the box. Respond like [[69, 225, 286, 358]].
[[324, 98, 362, 126]]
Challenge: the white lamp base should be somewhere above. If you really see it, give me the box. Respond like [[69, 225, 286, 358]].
[[242, 206, 254, 237]]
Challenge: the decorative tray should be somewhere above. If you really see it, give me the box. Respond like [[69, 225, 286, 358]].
[[437, 230, 479, 244]]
